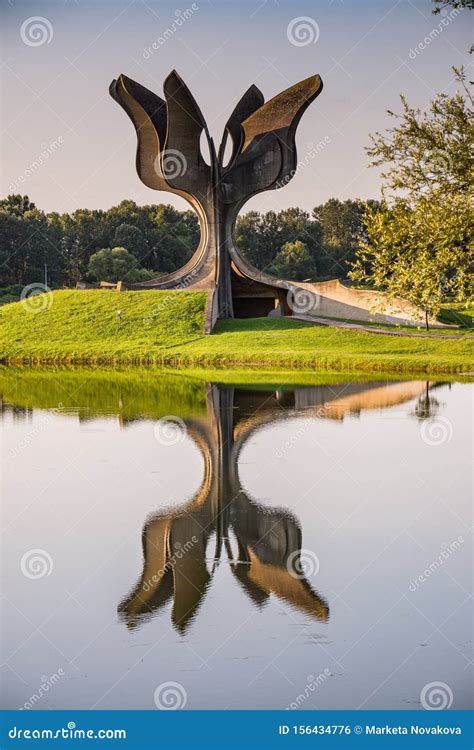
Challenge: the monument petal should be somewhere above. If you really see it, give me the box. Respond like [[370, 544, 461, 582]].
[[110, 70, 425, 330]]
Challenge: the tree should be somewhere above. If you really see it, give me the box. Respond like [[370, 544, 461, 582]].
[[0, 194, 36, 217], [45, 212, 69, 286], [235, 211, 278, 269], [87, 246, 155, 284], [148, 204, 199, 272], [312, 198, 381, 277], [272, 241, 317, 281], [351, 68, 472, 327], [113, 223, 149, 262], [0, 210, 26, 284], [60, 208, 107, 284], [350, 196, 471, 329], [366, 68, 471, 201], [235, 208, 323, 276], [0, 197, 202, 289], [432, 0, 474, 13], [0, 204, 58, 286], [88, 247, 139, 283]]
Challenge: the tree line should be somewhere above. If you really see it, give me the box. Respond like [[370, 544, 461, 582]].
[[0, 197, 199, 289], [0, 196, 376, 289]]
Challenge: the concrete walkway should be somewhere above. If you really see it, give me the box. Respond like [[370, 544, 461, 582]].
[[291, 315, 474, 340]]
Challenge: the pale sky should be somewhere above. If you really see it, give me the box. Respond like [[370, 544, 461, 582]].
[[1, 0, 471, 215]]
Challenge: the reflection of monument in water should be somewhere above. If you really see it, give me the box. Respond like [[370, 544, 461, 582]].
[[0, 374, 441, 632], [119, 384, 330, 633], [119, 379, 437, 633]]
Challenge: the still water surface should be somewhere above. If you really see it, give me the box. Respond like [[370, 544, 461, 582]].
[[1, 371, 472, 710]]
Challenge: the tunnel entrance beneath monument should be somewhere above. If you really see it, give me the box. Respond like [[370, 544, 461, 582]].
[[233, 296, 276, 318], [231, 271, 289, 319]]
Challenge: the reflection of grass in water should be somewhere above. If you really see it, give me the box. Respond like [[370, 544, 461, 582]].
[[1, 366, 471, 419], [0, 367, 208, 420], [187, 368, 473, 386]]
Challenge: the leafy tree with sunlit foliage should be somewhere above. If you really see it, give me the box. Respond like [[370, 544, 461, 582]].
[[351, 68, 472, 329]]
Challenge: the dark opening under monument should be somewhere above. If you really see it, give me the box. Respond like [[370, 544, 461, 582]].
[[110, 70, 426, 331]]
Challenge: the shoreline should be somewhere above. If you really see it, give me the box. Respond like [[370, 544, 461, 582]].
[[1, 360, 473, 382]]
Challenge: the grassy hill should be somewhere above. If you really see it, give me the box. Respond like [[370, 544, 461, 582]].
[[0, 289, 473, 374], [0, 289, 207, 360]]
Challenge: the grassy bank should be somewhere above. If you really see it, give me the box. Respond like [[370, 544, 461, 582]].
[[1, 290, 473, 374]]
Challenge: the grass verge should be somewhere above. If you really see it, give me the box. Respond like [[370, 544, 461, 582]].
[[1, 290, 473, 374]]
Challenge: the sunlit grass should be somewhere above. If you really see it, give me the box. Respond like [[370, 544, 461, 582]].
[[0, 290, 472, 374]]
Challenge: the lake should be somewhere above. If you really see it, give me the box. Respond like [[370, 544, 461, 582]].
[[1, 370, 472, 711]]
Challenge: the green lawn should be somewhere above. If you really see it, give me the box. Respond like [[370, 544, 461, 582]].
[[1, 289, 473, 374]]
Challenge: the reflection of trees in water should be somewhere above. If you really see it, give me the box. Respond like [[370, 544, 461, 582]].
[[411, 382, 447, 421], [0, 402, 32, 420], [119, 379, 441, 635]]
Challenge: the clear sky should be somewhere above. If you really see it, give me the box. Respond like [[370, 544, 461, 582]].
[[1, 0, 471, 215]]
